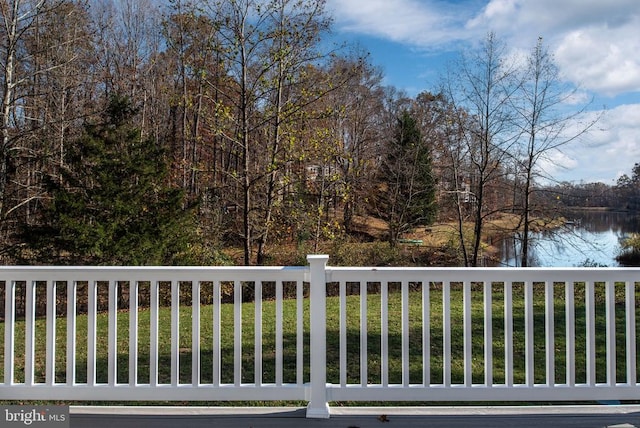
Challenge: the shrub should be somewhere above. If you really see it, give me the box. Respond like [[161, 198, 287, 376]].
[[616, 233, 640, 266]]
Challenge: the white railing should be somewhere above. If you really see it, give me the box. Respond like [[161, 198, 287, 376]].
[[1, 256, 640, 418], [1, 265, 309, 403]]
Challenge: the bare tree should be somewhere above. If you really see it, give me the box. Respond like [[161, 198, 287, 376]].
[[1, 0, 45, 229], [443, 32, 519, 266], [329, 54, 385, 234], [90, 0, 164, 135], [511, 37, 600, 266], [0, 0, 81, 253]]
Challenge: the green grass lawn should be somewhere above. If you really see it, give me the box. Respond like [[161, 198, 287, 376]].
[[1, 283, 637, 391]]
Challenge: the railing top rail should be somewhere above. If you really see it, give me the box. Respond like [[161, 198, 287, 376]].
[[0, 265, 307, 271], [325, 265, 640, 282], [326, 266, 640, 272], [2, 262, 640, 283], [0, 265, 309, 282]]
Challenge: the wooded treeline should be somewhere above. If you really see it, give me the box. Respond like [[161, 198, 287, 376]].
[[539, 164, 640, 211], [0, 0, 615, 267]]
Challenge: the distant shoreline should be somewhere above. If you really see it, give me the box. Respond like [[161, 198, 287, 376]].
[[566, 206, 631, 212]]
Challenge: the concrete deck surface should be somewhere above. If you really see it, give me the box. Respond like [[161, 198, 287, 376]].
[[70, 405, 640, 428]]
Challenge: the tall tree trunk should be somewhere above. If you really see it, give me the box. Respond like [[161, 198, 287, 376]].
[[256, 5, 286, 265], [521, 168, 532, 267], [0, 0, 19, 220], [239, 17, 252, 266]]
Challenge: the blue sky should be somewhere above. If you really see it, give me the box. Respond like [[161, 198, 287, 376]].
[[326, 0, 640, 185]]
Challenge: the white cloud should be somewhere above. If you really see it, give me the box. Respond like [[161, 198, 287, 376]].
[[467, 0, 640, 96], [329, 0, 640, 97], [537, 150, 579, 182], [326, 0, 479, 47], [552, 105, 640, 182], [555, 24, 640, 96], [562, 90, 591, 106], [467, 0, 638, 37]]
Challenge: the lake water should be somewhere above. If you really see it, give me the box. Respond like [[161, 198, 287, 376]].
[[497, 211, 640, 267]]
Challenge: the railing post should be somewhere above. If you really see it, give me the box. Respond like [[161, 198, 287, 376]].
[[306, 255, 330, 419]]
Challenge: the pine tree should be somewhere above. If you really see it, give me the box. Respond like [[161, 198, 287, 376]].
[[376, 110, 437, 246], [22, 95, 195, 265]]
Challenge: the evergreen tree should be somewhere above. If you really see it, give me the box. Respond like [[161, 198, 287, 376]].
[[22, 95, 196, 265], [376, 110, 437, 246]]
